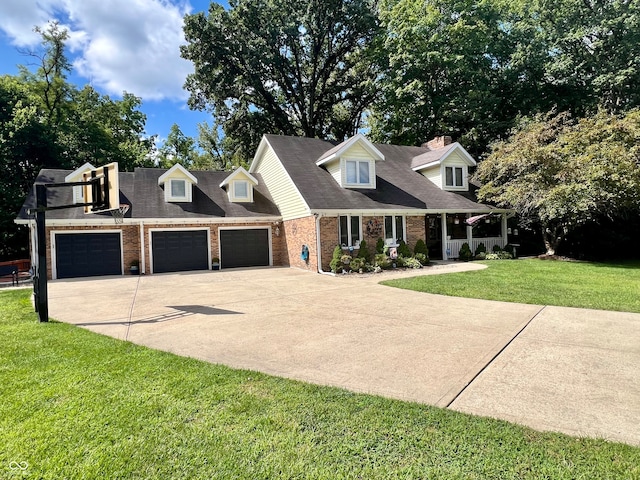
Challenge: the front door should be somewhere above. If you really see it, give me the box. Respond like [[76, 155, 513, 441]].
[[425, 215, 442, 260]]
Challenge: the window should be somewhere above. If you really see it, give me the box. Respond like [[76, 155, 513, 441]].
[[339, 215, 361, 247], [384, 215, 405, 244], [345, 160, 370, 185], [445, 166, 464, 187], [170, 179, 186, 198], [234, 180, 248, 199]]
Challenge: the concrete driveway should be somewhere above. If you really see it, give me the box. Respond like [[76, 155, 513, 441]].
[[47, 264, 640, 446]]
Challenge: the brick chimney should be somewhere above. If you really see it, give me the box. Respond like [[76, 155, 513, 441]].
[[423, 136, 453, 150]]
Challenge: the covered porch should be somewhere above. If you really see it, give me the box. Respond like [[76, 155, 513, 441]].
[[430, 212, 512, 260]]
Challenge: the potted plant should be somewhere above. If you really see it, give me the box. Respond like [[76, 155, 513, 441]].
[[129, 259, 140, 275], [212, 257, 220, 270]]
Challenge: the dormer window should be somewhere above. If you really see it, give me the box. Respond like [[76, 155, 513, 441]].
[[158, 164, 198, 203], [234, 180, 249, 199], [316, 134, 384, 190], [220, 167, 258, 203], [445, 166, 464, 188], [170, 179, 187, 199], [411, 141, 475, 192], [345, 159, 371, 186]]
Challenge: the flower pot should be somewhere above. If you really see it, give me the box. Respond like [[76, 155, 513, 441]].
[[130, 266, 139, 275]]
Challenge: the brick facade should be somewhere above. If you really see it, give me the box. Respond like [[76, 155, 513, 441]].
[[405, 215, 427, 252], [42, 214, 427, 279], [43, 221, 285, 279], [281, 216, 318, 271]]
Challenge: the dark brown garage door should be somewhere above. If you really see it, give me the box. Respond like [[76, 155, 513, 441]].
[[152, 230, 209, 273], [55, 232, 122, 279], [220, 229, 270, 269]]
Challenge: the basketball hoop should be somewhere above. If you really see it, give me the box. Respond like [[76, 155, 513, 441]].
[[110, 204, 130, 224]]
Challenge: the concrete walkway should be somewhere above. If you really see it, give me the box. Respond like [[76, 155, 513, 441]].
[[47, 264, 640, 446]]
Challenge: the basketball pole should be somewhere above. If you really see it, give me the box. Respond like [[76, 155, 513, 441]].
[[30, 168, 111, 323], [35, 184, 48, 322]]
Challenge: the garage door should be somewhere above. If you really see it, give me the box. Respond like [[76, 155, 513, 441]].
[[220, 229, 270, 269], [55, 232, 122, 279], [152, 230, 209, 273]]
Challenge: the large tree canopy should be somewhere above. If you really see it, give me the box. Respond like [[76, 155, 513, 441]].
[[370, 0, 640, 157], [181, 0, 381, 160], [0, 23, 155, 259], [474, 110, 640, 255]]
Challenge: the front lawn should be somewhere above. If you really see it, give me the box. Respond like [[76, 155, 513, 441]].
[[1, 289, 638, 479], [382, 259, 640, 313]]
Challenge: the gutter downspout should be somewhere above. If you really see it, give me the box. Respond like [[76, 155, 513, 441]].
[[139, 220, 146, 274], [315, 213, 334, 276]]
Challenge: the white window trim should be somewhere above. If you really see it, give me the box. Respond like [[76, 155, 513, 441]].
[[339, 215, 362, 248], [384, 215, 406, 244], [167, 178, 192, 202], [342, 158, 375, 189], [230, 180, 253, 202], [443, 165, 467, 191]]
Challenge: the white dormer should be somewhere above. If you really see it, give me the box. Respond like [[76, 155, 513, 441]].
[[219, 167, 258, 203], [158, 164, 198, 202], [411, 143, 476, 192], [65, 162, 96, 204], [316, 134, 384, 189]]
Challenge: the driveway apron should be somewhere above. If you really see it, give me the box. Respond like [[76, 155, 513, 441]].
[[47, 265, 640, 446]]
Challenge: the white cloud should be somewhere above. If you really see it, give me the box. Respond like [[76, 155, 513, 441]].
[[0, 0, 197, 101]]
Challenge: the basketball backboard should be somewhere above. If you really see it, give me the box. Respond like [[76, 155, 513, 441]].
[[82, 162, 120, 213]]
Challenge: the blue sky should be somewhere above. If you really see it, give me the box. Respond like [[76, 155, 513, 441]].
[[0, 0, 229, 145]]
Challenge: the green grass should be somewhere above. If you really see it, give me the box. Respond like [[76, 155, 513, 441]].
[[1, 289, 639, 479], [382, 259, 640, 313]]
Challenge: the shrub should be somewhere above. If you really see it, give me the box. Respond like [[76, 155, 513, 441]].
[[358, 240, 371, 262], [492, 244, 502, 253], [376, 237, 385, 254], [398, 240, 412, 258], [403, 257, 423, 269], [474, 242, 486, 256], [458, 242, 473, 261], [475, 252, 487, 260], [414, 253, 428, 265], [374, 253, 392, 269], [349, 256, 365, 271], [395, 256, 405, 267], [414, 239, 429, 257], [484, 252, 513, 260], [329, 245, 343, 272], [504, 244, 515, 256]]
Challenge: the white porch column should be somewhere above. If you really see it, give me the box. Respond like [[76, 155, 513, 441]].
[[441, 213, 448, 260], [501, 213, 509, 247], [466, 213, 472, 247]]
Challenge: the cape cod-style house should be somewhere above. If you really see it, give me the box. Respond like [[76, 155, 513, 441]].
[[16, 134, 512, 279]]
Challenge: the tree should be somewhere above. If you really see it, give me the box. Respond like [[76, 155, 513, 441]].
[[0, 76, 55, 259], [519, 0, 640, 114], [474, 110, 640, 255], [0, 23, 155, 259], [181, 0, 381, 160], [370, 0, 537, 157]]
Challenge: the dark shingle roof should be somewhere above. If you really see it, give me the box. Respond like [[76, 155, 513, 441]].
[[17, 168, 280, 220], [264, 135, 490, 212]]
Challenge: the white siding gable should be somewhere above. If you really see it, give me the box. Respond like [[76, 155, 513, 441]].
[[250, 138, 310, 220]]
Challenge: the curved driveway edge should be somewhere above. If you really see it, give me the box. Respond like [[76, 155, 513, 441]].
[[47, 264, 640, 446]]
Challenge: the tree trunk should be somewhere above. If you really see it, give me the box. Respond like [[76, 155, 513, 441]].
[[541, 225, 561, 256]]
